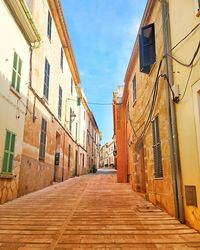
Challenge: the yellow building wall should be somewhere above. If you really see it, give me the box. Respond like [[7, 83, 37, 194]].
[[169, 0, 200, 231]]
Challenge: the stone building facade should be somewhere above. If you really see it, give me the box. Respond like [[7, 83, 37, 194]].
[[113, 0, 178, 219]]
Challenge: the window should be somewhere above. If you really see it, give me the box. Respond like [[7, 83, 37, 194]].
[[2, 130, 16, 173], [139, 23, 156, 74], [133, 75, 136, 102], [75, 122, 78, 142], [58, 86, 62, 119], [71, 78, 73, 96], [152, 115, 163, 178], [82, 154, 85, 168], [11, 52, 22, 92], [47, 11, 52, 40], [77, 96, 81, 106], [83, 130, 85, 148], [69, 108, 72, 132], [39, 118, 47, 161], [60, 48, 63, 71], [68, 144, 71, 169], [43, 58, 50, 100]]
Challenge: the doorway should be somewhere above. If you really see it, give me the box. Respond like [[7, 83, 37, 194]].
[[135, 139, 146, 193], [54, 132, 61, 181], [75, 149, 78, 176]]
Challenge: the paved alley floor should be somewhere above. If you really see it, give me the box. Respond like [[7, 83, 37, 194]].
[[0, 171, 200, 249]]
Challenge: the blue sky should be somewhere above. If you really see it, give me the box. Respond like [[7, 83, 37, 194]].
[[62, 0, 147, 145]]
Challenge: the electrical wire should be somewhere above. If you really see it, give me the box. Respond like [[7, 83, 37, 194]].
[[160, 74, 176, 102], [67, 98, 113, 106], [129, 60, 163, 139], [129, 114, 138, 139], [166, 40, 200, 67], [179, 65, 194, 102], [132, 59, 163, 125], [134, 24, 200, 124], [171, 23, 200, 51], [122, 23, 200, 140]]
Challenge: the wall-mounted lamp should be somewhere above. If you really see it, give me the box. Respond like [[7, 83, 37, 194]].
[[70, 110, 76, 122]]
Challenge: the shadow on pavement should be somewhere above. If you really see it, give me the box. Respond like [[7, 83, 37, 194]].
[[96, 168, 117, 175]]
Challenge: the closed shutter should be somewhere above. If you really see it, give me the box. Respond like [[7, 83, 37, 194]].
[[133, 75, 136, 102], [2, 131, 16, 173], [139, 23, 156, 74], [11, 52, 22, 92], [58, 86, 62, 118], [39, 118, 47, 161], [60, 48, 63, 70], [152, 116, 163, 178], [47, 11, 52, 40], [43, 58, 50, 100]]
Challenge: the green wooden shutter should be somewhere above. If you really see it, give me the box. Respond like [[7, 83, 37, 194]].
[[39, 118, 47, 161], [16, 58, 22, 92], [43, 58, 50, 100], [58, 86, 62, 118], [11, 52, 22, 91], [152, 116, 163, 178], [2, 131, 16, 173]]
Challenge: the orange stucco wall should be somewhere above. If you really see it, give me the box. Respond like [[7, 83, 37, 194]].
[[113, 101, 127, 183]]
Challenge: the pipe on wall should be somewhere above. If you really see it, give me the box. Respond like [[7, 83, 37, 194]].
[[161, 0, 185, 223]]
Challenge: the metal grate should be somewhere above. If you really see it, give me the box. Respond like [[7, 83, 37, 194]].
[[185, 185, 198, 207]]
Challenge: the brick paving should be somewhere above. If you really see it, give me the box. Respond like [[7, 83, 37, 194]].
[[0, 170, 200, 249]]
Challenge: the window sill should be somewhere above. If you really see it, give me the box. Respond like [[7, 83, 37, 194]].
[[10, 86, 21, 99], [154, 177, 164, 180], [0, 173, 16, 179]]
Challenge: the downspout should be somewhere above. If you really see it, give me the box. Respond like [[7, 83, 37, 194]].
[[26, 46, 33, 116], [161, 0, 185, 223]]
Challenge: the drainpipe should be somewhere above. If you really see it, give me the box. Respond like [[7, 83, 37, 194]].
[[161, 0, 185, 223]]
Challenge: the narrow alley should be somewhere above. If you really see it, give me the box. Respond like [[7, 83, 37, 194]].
[[0, 170, 200, 249]]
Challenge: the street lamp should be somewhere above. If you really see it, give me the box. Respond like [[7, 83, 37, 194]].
[[70, 110, 76, 122]]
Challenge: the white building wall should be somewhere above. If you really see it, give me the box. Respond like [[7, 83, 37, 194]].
[[0, 0, 30, 202]]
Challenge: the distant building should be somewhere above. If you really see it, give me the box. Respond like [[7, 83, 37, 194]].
[[100, 141, 115, 168]]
